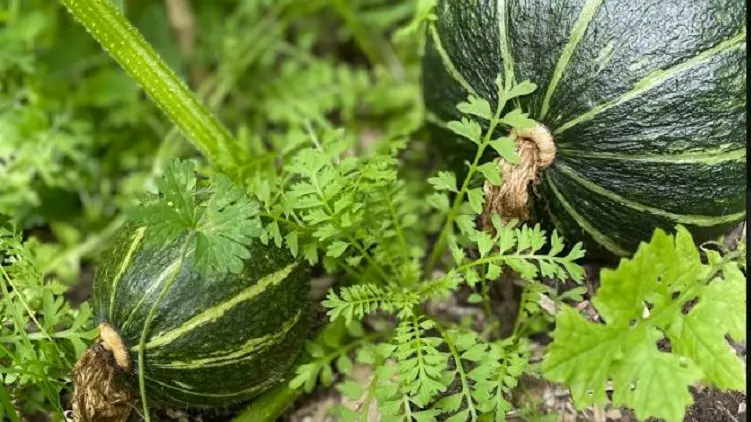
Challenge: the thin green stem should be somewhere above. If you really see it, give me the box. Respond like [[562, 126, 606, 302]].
[[480, 278, 494, 324], [511, 283, 530, 339], [0, 267, 71, 368], [426, 93, 511, 274], [385, 187, 410, 255], [329, 0, 404, 78], [60, 0, 242, 175], [457, 255, 570, 273], [136, 240, 191, 421], [437, 324, 477, 420], [359, 373, 379, 422]]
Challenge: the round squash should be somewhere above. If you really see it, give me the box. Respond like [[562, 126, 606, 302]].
[[422, 0, 746, 257], [86, 225, 310, 409]]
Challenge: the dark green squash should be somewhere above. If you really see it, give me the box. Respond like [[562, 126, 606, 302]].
[[90, 225, 310, 408], [423, 0, 746, 257]]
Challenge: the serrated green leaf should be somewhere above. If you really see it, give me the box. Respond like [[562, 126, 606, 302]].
[[477, 161, 502, 186], [337, 379, 366, 401], [336, 354, 354, 375], [507, 80, 537, 99], [611, 347, 702, 422], [445, 408, 470, 422], [327, 240, 349, 258], [499, 108, 536, 129], [545, 225, 746, 422], [467, 188, 484, 215], [428, 192, 450, 212], [488, 137, 520, 164], [457, 95, 492, 120], [428, 171, 458, 193], [543, 307, 623, 407], [456, 215, 476, 237], [486, 263, 501, 280], [303, 242, 318, 265], [461, 343, 487, 362], [320, 362, 334, 386], [284, 231, 298, 257], [447, 118, 483, 145], [435, 393, 464, 413]]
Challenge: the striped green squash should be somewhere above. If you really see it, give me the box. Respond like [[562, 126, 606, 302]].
[[91, 225, 310, 407], [423, 0, 746, 257]]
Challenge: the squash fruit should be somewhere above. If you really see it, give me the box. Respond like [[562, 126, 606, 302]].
[[423, 0, 746, 257], [80, 224, 310, 412]]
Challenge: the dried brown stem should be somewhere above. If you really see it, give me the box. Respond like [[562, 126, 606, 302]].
[[482, 123, 555, 231]]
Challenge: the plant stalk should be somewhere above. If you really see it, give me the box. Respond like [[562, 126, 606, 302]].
[[59, 0, 243, 176]]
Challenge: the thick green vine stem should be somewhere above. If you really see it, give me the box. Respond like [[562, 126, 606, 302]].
[[60, 0, 243, 175]]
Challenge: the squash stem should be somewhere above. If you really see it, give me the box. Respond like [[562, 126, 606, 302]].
[[59, 0, 242, 177]]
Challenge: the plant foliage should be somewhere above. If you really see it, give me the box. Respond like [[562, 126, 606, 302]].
[[1, 1, 745, 421], [544, 226, 746, 422]]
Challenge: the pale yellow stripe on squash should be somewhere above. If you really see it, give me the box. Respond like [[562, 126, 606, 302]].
[[428, 23, 478, 96], [119, 258, 182, 332], [144, 373, 280, 397], [555, 29, 746, 134], [151, 310, 302, 369], [539, 0, 604, 119], [136, 262, 298, 351], [557, 147, 745, 164], [545, 177, 630, 257], [555, 163, 747, 226], [108, 226, 147, 319]]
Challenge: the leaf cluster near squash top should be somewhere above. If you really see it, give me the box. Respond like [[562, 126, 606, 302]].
[[129, 159, 263, 278]]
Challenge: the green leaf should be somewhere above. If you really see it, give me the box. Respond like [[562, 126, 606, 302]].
[[284, 231, 299, 258], [475, 231, 493, 258], [467, 293, 483, 304], [467, 188, 484, 215], [428, 171, 458, 193], [477, 162, 502, 186], [486, 263, 501, 280], [499, 108, 536, 129], [543, 307, 622, 407], [611, 346, 702, 422], [461, 343, 487, 362], [667, 284, 746, 390], [435, 392, 464, 414], [594, 227, 701, 324], [544, 226, 746, 422], [445, 408, 470, 422], [132, 159, 263, 277], [488, 137, 520, 164], [303, 242, 318, 265], [336, 354, 354, 375], [427, 192, 450, 212], [507, 81, 537, 99], [457, 95, 492, 121], [327, 241, 350, 258], [447, 118, 483, 145], [337, 379, 366, 401]]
